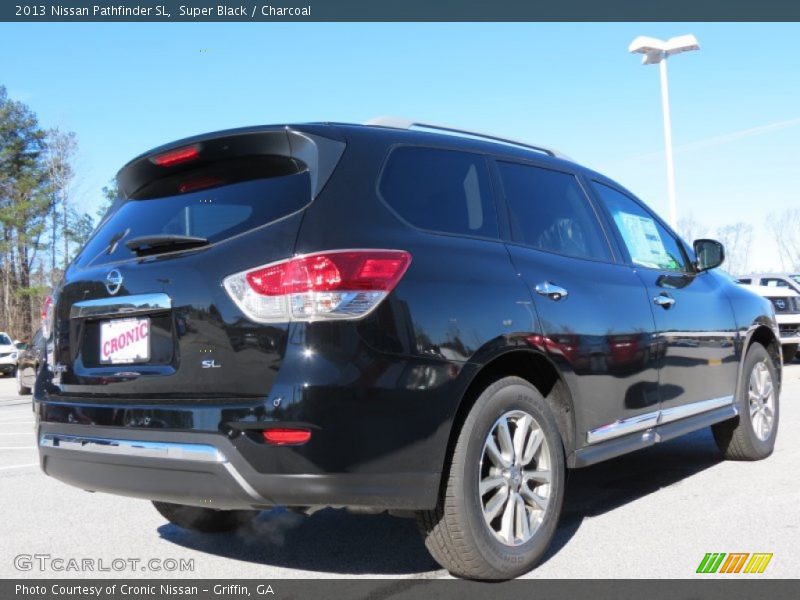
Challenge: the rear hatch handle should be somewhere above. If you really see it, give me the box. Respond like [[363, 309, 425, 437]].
[[70, 293, 172, 319]]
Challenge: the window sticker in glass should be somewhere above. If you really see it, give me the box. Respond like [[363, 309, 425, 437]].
[[613, 212, 680, 270]]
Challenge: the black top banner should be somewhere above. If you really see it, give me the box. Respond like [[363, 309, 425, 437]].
[[3, 0, 800, 22]]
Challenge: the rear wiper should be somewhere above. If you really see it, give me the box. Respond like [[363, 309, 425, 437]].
[[106, 228, 130, 254], [125, 234, 209, 255]]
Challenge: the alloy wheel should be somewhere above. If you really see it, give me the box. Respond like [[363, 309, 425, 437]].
[[748, 360, 775, 441], [478, 410, 552, 546]]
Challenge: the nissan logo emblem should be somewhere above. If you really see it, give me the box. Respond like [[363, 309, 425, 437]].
[[105, 269, 123, 295]]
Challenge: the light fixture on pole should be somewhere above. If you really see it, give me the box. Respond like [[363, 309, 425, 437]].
[[629, 34, 699, 229]]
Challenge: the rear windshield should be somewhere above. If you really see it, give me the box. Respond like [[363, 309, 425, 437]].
[[77, 159, 310, 267]]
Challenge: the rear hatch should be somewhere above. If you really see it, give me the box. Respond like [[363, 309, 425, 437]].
[[43, 126, 344, 402]]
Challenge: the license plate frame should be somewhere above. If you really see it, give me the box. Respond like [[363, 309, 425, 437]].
[[99, 317, 151, 364]]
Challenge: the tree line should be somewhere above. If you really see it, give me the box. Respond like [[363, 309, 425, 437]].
[[678, 212, 800, 276], [0, 85, 112, 342], [3, 85, 799, 341]]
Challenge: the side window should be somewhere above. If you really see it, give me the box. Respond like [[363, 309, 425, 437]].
[[379, 147, 498, 238], [737, 278, 752, 284], [761, 278, 788, 288], [497, 162, 611, 261], [592, 182, 689, 272]]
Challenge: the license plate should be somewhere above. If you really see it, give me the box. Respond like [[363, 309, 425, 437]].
[[99, 318, 150, 364]]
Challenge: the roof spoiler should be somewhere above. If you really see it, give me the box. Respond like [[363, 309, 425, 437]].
[[115, 126, 346, 200]]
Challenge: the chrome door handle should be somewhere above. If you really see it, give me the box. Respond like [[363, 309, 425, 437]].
[[535, 281, 568, 301], [653, 293, 676, 309]]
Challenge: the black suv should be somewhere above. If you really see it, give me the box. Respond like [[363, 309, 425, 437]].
[[36, 119, 781, 579]]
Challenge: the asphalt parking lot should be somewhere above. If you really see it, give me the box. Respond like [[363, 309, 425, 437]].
[[1, 361, 798, 579]]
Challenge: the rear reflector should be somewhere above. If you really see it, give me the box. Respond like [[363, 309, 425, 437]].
[[41, 295, 53, 337], [150, 145, 201, 167], [223, 249, 411, 323], [263, 428, 312, 445]]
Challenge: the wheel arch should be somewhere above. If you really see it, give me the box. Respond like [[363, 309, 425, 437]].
[[442, 350, 576, 479], [739, 322, 782, 399]]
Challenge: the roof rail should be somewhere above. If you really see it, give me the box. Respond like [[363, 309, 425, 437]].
[[363, 116, 572, 161]]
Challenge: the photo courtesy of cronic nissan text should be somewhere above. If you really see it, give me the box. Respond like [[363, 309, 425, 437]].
[[0, 1, 799, 598]]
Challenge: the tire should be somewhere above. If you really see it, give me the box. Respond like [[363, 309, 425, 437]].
[[712, 343, 779, 461], [152, 501, 260, 533], [417, 376, 566, 580], [782, 344, 798, 363], [16, 368, 31, 396]]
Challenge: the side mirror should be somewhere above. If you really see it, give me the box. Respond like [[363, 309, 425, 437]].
[[694, 238, 725, 271]]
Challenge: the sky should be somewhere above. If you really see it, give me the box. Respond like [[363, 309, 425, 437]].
[[1, 22, 798, 271]]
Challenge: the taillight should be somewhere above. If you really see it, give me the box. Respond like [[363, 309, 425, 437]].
[[150, 144, 201, 167], [223, 249, 411, 323], [41, 295, 53, 337], [263, 428, 312, 445]]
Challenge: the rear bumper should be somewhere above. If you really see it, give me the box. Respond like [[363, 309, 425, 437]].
[[37, 423, 439, 511]]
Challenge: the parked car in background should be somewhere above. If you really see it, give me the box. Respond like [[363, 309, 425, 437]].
[[36, 119, 783, 579], [16, 328, 45, 396], [738, 284, 800, 362], [0, 332, 19, 376], [737, 273, 800, 295]]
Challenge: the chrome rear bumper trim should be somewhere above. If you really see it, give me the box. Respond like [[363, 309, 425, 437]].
[[39, 433, 271, 504], [39, 434, 224, 463]]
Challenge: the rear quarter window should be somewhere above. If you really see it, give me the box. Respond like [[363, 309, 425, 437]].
[[378, 146, 498, 239]]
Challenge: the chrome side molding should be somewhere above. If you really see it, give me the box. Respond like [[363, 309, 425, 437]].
[[586, 395, 735, 445], [586, 412, 660, 444], [657, 395, 735, 425], [70, 293, 172, 319]]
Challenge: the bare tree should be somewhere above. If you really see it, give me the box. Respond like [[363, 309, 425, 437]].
[[716, 222, 754, 275], [44, 128, 77, 282], [676, 214, 706, 244], [765, 209, 800, 272]]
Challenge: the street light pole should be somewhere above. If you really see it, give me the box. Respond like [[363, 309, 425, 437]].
[[658, 59, 678, 228], [629, 34, 699, 229]]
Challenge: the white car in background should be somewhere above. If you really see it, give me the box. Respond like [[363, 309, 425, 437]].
[[0, 331, 20, 376], [737, 273, 800, 295], [737, 285, 800, 362]]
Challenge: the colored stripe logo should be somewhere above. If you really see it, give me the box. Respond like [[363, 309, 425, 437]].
[[697, 553, 773, 574]]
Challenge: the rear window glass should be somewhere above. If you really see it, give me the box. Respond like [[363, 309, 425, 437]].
[[77, 165, 310, 267], [379, 147, 498, 238]]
